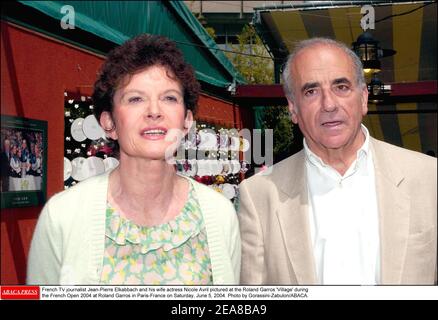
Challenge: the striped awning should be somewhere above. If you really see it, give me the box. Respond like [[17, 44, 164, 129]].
[[253, 1, 437, 155]]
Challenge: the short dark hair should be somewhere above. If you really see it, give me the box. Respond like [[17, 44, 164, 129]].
[[92, 34, 200, 156], [92, 33, 200, 122]]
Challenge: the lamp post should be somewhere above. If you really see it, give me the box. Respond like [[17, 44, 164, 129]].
[[369, 74, 383, 103], [352, 32, 382, 75], [352, 32, 396, 103]]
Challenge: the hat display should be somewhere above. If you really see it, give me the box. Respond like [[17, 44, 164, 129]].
[[64, 93, 117, 189], [103, 157, 119, 172], [86, 156, 105, 177], [83, 115, 105, 141], [64, 157, 72, 181], [70, 118, 87, 142], [222, 183, 236, 200], [71, 157, 88, 181], [197, 131, 218, 150]]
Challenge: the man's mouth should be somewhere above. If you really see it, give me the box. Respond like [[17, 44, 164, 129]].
[[322, 121, 343, 127]]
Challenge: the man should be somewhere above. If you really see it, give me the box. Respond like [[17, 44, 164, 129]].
[[239, 38, 437, 285]]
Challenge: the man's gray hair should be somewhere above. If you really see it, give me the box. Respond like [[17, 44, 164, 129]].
[[282, 37, 366, 102]]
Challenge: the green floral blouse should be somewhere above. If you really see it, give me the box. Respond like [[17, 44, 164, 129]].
[[100, 184, 213, 285]]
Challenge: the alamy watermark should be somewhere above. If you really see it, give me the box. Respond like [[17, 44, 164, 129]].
[[60, 5, 75, 30], [163, 121, 274, 176], [361, 5, 375, 31]]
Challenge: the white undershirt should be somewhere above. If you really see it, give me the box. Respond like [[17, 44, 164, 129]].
[[305, 125, 380, 285]]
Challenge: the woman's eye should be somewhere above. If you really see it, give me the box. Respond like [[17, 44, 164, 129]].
[[127, 96, 143, 103], [164, 95, 178, 102]]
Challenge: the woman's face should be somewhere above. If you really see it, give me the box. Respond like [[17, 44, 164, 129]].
[[102, 65, 193, 162]]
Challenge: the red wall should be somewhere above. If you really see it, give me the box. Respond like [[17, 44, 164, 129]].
[[1, 22, 251, 284], [197, 95, 248, 130], [1, 22, 104, 284]]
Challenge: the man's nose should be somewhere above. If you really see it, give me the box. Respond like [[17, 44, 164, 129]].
[[321, 89, 338, 112]]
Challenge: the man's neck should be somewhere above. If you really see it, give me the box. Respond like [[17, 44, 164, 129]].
[[306, 129, 366, 176]]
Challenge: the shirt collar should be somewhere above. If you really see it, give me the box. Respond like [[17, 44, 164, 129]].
[[304, 124, 370, 169]]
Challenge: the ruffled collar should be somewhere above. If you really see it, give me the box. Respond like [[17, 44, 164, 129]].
[[105, 183, 204, 254]]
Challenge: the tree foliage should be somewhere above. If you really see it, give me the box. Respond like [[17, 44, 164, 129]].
[[225, 25, 295, 162], [225, 25, 273, 85]]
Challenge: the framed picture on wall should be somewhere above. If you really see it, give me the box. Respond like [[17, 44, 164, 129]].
[[1, 115, 48, 209]]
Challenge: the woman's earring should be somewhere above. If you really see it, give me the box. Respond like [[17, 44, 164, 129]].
[[103, 123, 116, 132]]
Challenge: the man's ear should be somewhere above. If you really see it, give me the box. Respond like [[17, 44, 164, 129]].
[[184, 110, 194, 135], [287, 98, 299, 124], [361, 85, 369, 116], [100, 111, 118, 140]]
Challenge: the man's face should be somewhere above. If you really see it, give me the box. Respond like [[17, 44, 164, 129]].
[[4, 140, 10, 152], [287, 44, 368, 154]]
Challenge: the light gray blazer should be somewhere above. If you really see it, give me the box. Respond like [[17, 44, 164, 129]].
[[239, 137, 437, 284]]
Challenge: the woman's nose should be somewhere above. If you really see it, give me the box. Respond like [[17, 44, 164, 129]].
[[146, 100, 162, 120]]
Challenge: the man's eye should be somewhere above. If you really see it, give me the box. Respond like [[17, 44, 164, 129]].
[[304, 89, 316, 96], [128, 96, 143, 103], [336, 85, 349, 91]]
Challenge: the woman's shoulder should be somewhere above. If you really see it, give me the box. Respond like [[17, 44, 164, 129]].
[[186, 177, 238, 228], [188, 177, 233, 206], [46, 172, 109, 209]]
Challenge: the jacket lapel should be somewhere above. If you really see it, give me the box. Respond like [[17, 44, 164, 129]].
[[274, 151, 318, 284], [371, 138, 410, 284]]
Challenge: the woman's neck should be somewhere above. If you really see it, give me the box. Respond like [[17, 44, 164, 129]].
[[108, 157, 188, 226]]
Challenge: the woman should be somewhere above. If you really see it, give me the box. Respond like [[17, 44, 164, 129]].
[[28, 143, 42, 190], [27, 34, 241, 285], [8, 144, 22, 191]]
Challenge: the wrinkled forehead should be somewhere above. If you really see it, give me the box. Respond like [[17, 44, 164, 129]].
[[291, 44, 356, 85]]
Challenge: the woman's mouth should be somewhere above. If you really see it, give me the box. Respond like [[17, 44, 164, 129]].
[[142, 129, 167, 135], [141, 127, 168, 140]]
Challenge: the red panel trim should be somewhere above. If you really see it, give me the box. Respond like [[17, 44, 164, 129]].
[[234, 81, 437, 99], [390, 80, 437, 96], [235, 84, 285, 98]]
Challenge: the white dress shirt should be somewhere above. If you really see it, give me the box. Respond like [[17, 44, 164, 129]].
[[305, 125, 380, 285]]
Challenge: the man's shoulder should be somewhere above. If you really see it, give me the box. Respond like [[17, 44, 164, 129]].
[[240, 150, 304, 187], [371, 138, 436, 168]]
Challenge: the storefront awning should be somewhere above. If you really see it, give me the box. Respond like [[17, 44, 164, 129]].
[[9, 1, 245, 90], [250, 1, 437, 154]]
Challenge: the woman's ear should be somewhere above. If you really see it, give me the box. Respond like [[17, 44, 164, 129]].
[[100, 111, 118, 140], [184, 110, 194, 135]]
